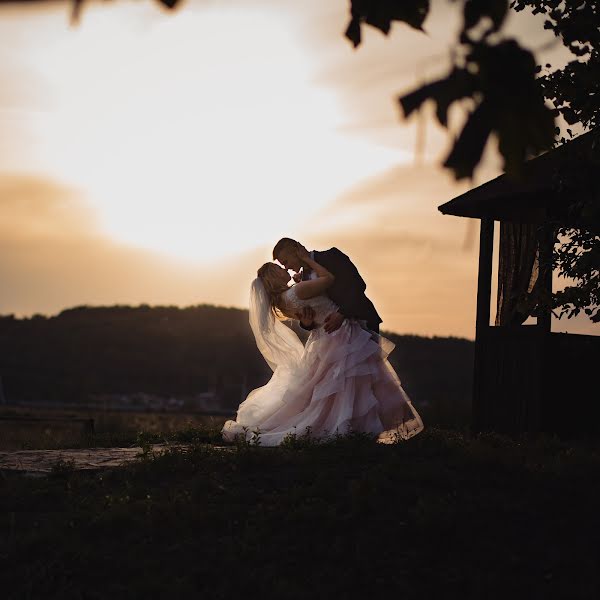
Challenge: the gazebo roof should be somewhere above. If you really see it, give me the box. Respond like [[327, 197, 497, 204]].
[[438, 128, 600, 229]]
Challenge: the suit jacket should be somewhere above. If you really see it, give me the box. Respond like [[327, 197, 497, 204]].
[[302, 247, 382, 333]]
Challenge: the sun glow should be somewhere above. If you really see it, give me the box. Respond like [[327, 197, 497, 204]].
[[26, 5, 404, 262]]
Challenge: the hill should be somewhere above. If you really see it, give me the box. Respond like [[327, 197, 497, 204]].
[[0, 305, 473, 426]]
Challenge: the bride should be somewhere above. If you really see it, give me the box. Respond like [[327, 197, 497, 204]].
[[222, 251, 424, 446]]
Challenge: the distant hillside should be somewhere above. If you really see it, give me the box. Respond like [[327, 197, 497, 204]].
[[0, 305, 473, 426]]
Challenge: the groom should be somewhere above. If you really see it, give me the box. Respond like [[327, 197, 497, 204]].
[[273, 238, 382, 334]]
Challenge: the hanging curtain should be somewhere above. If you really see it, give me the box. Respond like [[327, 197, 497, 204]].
[[495, 222, 539, 326]]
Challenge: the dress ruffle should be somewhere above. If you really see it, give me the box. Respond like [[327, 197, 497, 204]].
[[222, 320, 424, 446]]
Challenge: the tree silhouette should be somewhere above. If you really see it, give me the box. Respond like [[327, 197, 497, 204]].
[[0, 306, 474, 425], [346, 0, 598, 322]]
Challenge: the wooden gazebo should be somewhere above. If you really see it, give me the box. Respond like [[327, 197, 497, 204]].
[[438, 129, 600, 438]]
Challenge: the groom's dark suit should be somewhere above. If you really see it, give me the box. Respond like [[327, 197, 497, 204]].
[[303, 247, 382, 334]]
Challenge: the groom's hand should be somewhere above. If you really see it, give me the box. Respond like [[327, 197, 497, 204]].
[[324, 311, 345, 334], [294, 246, 311, 266], [296, 306, 315, 327]]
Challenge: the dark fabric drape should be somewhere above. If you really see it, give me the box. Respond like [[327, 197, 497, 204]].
[[495, 222, 539, 326]]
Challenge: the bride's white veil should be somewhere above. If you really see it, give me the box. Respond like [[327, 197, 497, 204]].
[[249, 277, 304, 371], [221, 278, 305, 438]]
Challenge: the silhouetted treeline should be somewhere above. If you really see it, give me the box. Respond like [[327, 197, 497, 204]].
[[0, 305, 473, 425]]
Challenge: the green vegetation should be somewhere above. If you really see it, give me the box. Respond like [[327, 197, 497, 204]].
[[2, 427, 599, 599]]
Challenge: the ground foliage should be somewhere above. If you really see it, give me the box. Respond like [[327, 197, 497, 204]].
[[1, 426, 600, 598]]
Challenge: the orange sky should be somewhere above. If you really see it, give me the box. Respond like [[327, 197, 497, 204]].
[[0, 0, 596, 338]]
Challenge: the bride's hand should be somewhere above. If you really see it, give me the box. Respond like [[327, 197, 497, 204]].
[[324, 311, 345, 334]]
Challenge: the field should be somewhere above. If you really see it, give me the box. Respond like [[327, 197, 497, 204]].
[[0, 405, 228, 450], [1, 422, 600, 598]]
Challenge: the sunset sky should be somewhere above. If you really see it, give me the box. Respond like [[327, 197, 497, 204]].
[[0, 0, 596, 338]]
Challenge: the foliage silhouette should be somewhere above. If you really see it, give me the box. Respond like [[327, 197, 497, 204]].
[[347, 0, 598, 321], [0, 305, 473, 427], [348, 0, 555, 179]]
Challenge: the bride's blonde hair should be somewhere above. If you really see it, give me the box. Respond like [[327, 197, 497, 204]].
[[257, 262, 289, 319]]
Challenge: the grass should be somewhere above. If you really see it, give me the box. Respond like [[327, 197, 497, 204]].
[[1, 426, 600, 599], [0, 406, 228, 450]]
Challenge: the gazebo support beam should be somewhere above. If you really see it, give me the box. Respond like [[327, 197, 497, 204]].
[[475, 218, 494, 335], [472, 218, 494, 434], [537, 224, 554, 333]]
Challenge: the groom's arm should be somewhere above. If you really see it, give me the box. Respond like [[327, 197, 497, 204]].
[[322, 247, 368, 318]]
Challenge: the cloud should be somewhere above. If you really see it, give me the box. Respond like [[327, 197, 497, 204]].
[[293, 163, 479, 337], [0, 175, 98, 239], [0, 171, 480, 337], [0, 173, 270, 316], [308, 163, 479, 254]]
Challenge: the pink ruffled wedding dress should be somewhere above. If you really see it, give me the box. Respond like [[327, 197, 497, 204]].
[[222, 282, 424, 446]]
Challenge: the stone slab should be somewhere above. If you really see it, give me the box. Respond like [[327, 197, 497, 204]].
[[0, 443, 190, 474]]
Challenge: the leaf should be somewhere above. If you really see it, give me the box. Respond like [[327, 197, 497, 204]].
[[399, 80, 443, 119], [345, 16, 362, 48], [465, 39, 555, 176], [443, 101, 494, 180], [399, 68, 478, 126], [434, 69, 479, 127], [345, 0, 430, 47], [464, 0, 509, 33], [155, 0, 181, 9], [70, 0, 84, 25]]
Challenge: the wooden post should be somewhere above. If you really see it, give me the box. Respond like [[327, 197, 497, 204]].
[[536, 222, 555, 432], [472, 218, 495, 434], [537, 223, 554, 333]]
